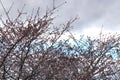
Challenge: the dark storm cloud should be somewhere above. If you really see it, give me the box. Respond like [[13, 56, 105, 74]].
[[0, 0, 120, 33]]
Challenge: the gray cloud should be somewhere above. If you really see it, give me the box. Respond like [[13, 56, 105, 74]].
[[0, 0, 120, 33]]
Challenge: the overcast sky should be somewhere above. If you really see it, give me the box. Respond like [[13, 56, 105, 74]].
[[0, 0, 120, 37]]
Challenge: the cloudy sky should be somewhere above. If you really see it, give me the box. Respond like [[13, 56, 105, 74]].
[[0, 0, 120, 37]]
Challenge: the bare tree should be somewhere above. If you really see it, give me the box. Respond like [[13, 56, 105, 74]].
[[67, 33, 120, 80], [0, 0, 120, 80]]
